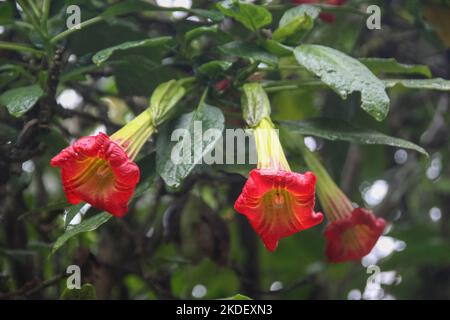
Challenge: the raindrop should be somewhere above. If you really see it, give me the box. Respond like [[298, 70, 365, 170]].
[[270, 281, 283, 292], [304, 136, 317, 152], [22, 160, 35, 173], [429, 207, 442, 222], [57, 89, 83, 110], [192, 284, 207, 298], [348, 289, 362, 300], [394, 149, 408, 165], [363, 180, 389, 207]]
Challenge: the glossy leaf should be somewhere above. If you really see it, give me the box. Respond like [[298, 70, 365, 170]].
[[217, 0, 272, 31], [92, 37, 173, 65], [197, 61, 233, 77], [272, 5, 320, 44], [156, 102, 225, 188], [0, 84, 44, 117], [383, 78, 450, 91], [294, 45, 390, 121], [219, 41, 278, 66], [52, 212, 112, 254], [281, 118, 428, 156], [359, 58, 432, 78]]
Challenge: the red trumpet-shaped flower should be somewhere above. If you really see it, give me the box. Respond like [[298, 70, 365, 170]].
[[302, 148, 386, 263], [234, 118, 323, 252], [325, 208, 386, 263], [52, 80, 185, 217], [292, 0, 346, 23], [51, 108, 156, 217]]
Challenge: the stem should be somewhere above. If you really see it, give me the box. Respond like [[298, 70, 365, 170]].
[[42, 0, 51, 25], [16, 0, 48, 41], [0, 41, 45, 56], [263, 81, 325, 93], [50, 16, 103, 44], [26, 0, 41, 18]]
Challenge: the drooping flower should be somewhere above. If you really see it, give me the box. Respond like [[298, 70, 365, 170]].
[[234, 85, 323, 251], [302, 147, 386, 263], [51, 80, 186, 217], [292, 0, 346, 23], [51, 111, 154, 217]]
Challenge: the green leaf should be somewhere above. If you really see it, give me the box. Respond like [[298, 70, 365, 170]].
[[0, 1, 14, 25], [156, 100, 225, 188], [101, 0, 157, 18], [185, 26, 219, 43], [221, 294, 252, 300], [272, 5, 320, 44], [113, 55, 180, 96], [262, 40, 294, 57], [60, 284, 97, 300], [217, 0, 272, 31], [64, 203, 88, 228], [294, 45, 390, 121], [102, 0, 224, 22], [92, 37, 174, 66], [52, 212, 112, 254], [189, 9, 225, 23], [280, 118, 428, 156], [359, 58, 432, 78], [0, 84, 44, 117], [241, 82, 271, 127], [219, 41, 278, 66], [383, 78, 450, 91], [197, 60, 233, 77]]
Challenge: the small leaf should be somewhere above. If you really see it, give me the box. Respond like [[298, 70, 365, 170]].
[[156, 101, 225, 188], [281, 118, 428, 156], [102, 0, 224, 22], [359, 58, 432, 78], [294, 45, 390, 121], [185, 26, 219, 43], [197, 60, 232, 77], [101, 0, 157, 18], [92, 37, 173, 65], [241, 83, 271, 127], [262, 40, 294, 57], [60, 284, 97, 300], [0, 84, 44, 117], [219, 41, 278, 66], [383, 78, 450, 91], [272, 5, 320, 44], [189, 9, 225, 23], [217, 0, 272, 31], [52, 212, 112, 254]]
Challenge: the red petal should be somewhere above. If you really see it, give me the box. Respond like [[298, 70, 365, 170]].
[[325, 208, 386, 263], [51, 133, 140, 217], [234, 169, 323, 252]]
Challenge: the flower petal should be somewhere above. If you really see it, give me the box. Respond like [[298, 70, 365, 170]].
[[51, 133, 140, 217], [325, 208, 386, 263], [234, 169, 323, 252]]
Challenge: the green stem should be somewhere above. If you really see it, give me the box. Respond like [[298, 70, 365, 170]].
[[16, 0, 47, 40], [0, 41, 45, 56], [50, 16, 103, 44], [42, 0, 51, 26], [26, 0, 41, 18], [263, 80, 325, 93]]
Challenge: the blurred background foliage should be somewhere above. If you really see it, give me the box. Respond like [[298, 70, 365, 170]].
[[1, 0, 450, 300]]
